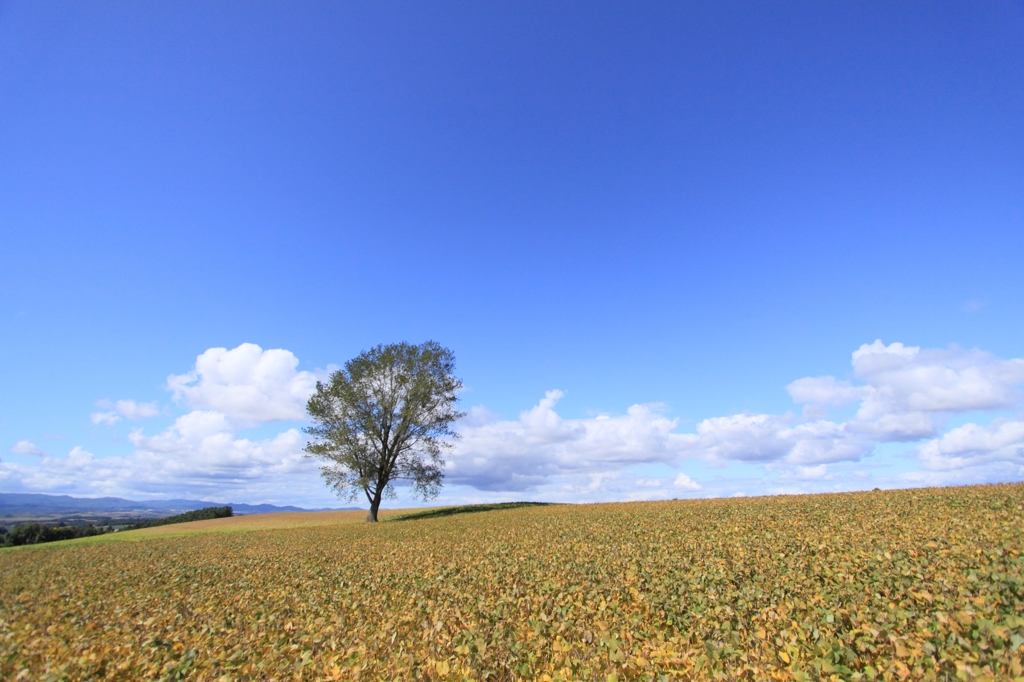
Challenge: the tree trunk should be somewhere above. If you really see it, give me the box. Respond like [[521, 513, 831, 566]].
[[366, 491, 382, 522]]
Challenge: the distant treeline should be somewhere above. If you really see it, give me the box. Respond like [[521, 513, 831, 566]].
[[0, 506, 234, 548], [0, 523, 109, 547], [124, 506, 232, 531], [388, 502, 552, 522]]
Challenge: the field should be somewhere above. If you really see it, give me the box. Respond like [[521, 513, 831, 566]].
[[26, 508, 413, 544], [1, 485, 1022, 681], [0, 508, 422, 549]]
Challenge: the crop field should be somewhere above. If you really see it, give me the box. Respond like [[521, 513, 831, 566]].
[[1, 484, 1022, 681], [0, 510, 414, 550], [29, 508, 418, 545]]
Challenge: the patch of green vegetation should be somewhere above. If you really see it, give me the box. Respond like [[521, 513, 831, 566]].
[[123, 506, 233, 531], [0, 522, 111, 547], [386, 501, 553, 522]]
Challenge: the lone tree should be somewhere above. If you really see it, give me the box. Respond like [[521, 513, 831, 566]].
[[304, 341, 464, 522]]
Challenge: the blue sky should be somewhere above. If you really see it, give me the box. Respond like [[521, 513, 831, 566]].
[[2, 2, 1022, 507]]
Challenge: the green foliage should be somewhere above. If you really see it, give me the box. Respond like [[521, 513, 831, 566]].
[[305, 341, 464, 521], [388, 502, 553, 522], [0, 522, 109, 547], [124, 506, 233, 531], [1, 484, 1022, 680]]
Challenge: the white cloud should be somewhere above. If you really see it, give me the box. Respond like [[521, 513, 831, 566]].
[[786, 376, 865, 406], [787, 422, 874, 464], [853, 341, 1024, 419], [0, 446, 103, 492], [128, 411, 308, 482], [673, 472, 702, 490], [916, 418, 1024, 472], [116, 399, 159, 420], [167, 343, 319, 424], [788, 340, 1024, 442], [796, 464, 828, 480], [687, 413, 793, 463], [682, 414, 871, 466], [449, 390, 694, 490], [8, 339, 1023, 505], [0, 422, 322, 502], [1, 344, 333, 503], [449, 393, 872, 491], [10, 440, 44, 456], [91, 399, 159, 425], [448, 341, 1024, 492]]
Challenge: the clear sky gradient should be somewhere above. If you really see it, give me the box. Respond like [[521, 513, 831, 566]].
[[2, 2, 1022, 507]]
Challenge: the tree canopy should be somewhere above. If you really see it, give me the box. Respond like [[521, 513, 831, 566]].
[[304, 341, 463, 522]]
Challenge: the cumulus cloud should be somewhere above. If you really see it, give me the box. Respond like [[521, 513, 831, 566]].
[[167, 343, 319, 423], [673, 472, 702, 490], [449, 340, 1024, 492], [91, 399, 160, 425], [788, 340, 1024, 442], [796, 464, 828, 480], [0, 446, 103, 492], [916, 418, 1024, 472], [0, 426, 320, 502], [2, 343, 329, 502], [786, 376, 865, 406], [686, 413, 793, 463], [8, 339, 1023, 504], [116, 399, 159, 420], [682, 414, 870, 466], [128, 412, 308, 483], [784, 341, 1024, 479], [852, 341, 1024, 412], [10, 440, 44, 456], [850, 341, 1024, 441], [448, 391, 694, 491], [449, 393, 872, 491]]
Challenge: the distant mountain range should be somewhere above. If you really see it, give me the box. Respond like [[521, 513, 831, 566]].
[[0, 492, 359, 519]]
